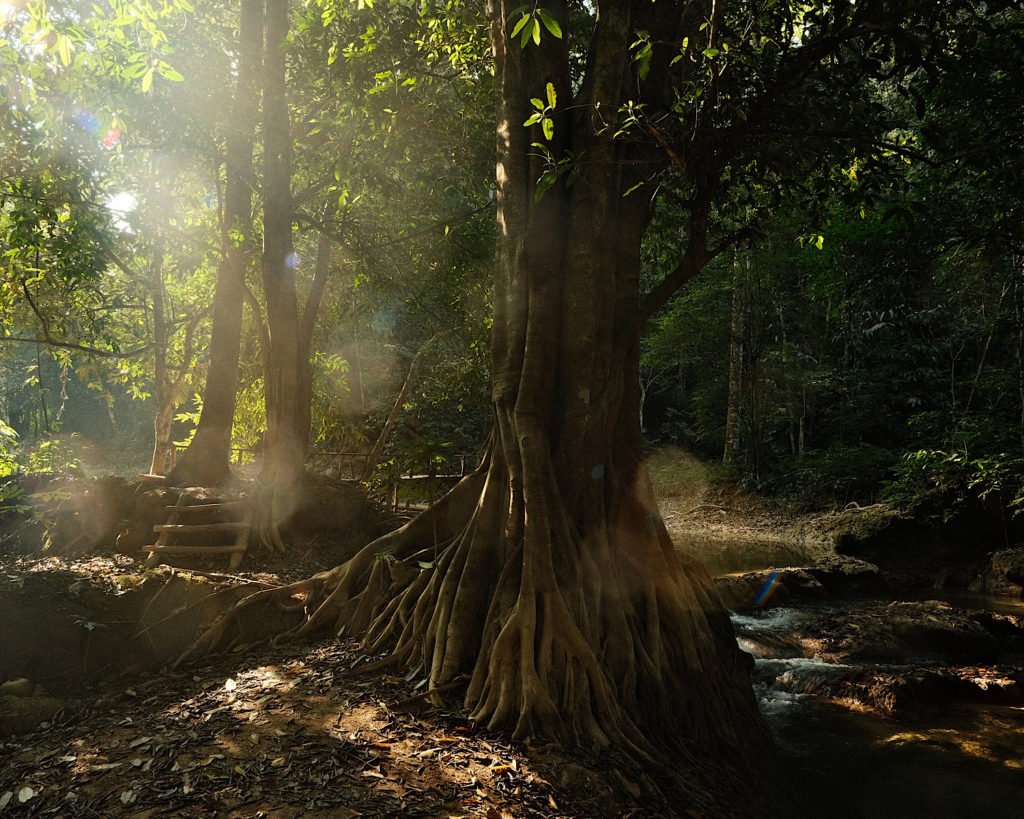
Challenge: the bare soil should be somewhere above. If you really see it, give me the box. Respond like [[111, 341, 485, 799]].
[[1, 630, 666, 818], [0, 471, 701, 818], [648, 447, 835, 554]]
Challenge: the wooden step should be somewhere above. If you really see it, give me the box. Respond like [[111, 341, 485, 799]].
[[152, 522, 249, 534], [144, 544, 247, 555], [143, 493, 253, 569], [163, 502, 255, 513]]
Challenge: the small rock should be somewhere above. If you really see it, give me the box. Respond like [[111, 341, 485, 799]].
[[0, 678, 34, 698], [714, 555, 880, 610], [0, 694, 65, 736]]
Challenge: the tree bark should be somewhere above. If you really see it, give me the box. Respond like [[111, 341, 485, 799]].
[[723, 251, 746, 466], [185, 2, 767, 808], [170, 0, 261, 486], [261, 0, 299, 474], [147, 248, 173, 476]]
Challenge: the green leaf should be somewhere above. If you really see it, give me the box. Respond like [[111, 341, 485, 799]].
[[141, 67, 154, 92], [123, 60, 148, 79], [530, 97, 545, 110], [546, 81, 556, 109], [57, 34, 71, 66], [536, 9, 562, 39], [523, 112, 543, 127], [542, 117, 554, 141], [156, 62, 183, 82], [534, 171, 556, 202], [519, 17, 533, 48], [636, 43, 652, 80], [531, 17, 541, 46], [510, 11, 531, 41]]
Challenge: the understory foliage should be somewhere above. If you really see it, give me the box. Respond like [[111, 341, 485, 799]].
[[885, 450, 1024, 526], [0, 0, 1020, 811], [643, 22, 1024, 508]]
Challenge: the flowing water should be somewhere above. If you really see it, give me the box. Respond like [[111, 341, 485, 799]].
[[733, 598, 1024, 818], [678, 536, 1024, 817]]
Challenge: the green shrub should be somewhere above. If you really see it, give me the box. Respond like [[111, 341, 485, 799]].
[[761, 444, 899, 508], [884, 449, 1024, 522]]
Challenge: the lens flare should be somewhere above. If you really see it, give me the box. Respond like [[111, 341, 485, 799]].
[[755, 569, 781, 606]]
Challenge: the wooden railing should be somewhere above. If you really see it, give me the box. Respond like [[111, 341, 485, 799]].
[[176, 446, 476, 510]]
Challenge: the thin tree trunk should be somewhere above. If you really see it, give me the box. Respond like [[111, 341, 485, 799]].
[[170, 0, 261, 486], [723, 250, 745, 465], [259, 0, 304, 493], [360, 347, 425, 482], [295, 222, 333, 458], [147, 248, 173, 476], [36, 350, 49, 434]]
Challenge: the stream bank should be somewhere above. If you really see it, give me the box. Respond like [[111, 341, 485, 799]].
[[687, 530, 1024, 817], [648, 450, 1024, 817]]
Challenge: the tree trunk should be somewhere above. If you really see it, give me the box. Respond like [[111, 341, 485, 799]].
[[169, 0, 261, 486], [723, 251, 746, 466], [147, 248, 173, 476], [184, 2, 767, 809], [295, 225, 332, 462], [258, 0, 303, 497]]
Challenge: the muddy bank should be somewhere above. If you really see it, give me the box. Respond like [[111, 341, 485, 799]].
[[0, 557, 282, 692], [667, 487, 1024, 602]]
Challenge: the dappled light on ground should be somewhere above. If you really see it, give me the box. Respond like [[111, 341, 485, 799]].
[[0, 638, 665, 816]]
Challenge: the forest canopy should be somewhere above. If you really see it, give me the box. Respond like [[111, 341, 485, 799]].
[[1, 0, 1022, 811]]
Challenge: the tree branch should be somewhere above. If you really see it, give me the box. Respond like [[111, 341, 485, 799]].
[[640, 222, 753, 322], [0, 334, 152, 358]]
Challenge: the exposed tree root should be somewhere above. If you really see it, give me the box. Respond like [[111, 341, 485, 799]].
[[250, 478, 288, 556], [177, 460, 767, 813]]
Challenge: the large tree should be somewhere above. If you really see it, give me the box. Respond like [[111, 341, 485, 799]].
[[186, 0, 1000, 808]]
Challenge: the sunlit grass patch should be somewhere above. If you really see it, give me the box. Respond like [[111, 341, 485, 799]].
[[646, 446, 709, 502]]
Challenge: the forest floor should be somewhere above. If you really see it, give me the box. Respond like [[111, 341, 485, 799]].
[[2, 451, 1007, 817], [0, 462, 736, 819], [647, 447, 839, 556], [1, 589, 656, 818]]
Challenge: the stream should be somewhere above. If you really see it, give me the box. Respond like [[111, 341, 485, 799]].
[[680, 536, 1024, 818]]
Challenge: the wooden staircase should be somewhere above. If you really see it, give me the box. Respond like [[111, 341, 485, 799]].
[[142, 492, 254, 569]]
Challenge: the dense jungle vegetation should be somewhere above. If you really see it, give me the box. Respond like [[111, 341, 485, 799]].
[[2, 1, 1020, 525], [1, 0, 1022, 812]]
